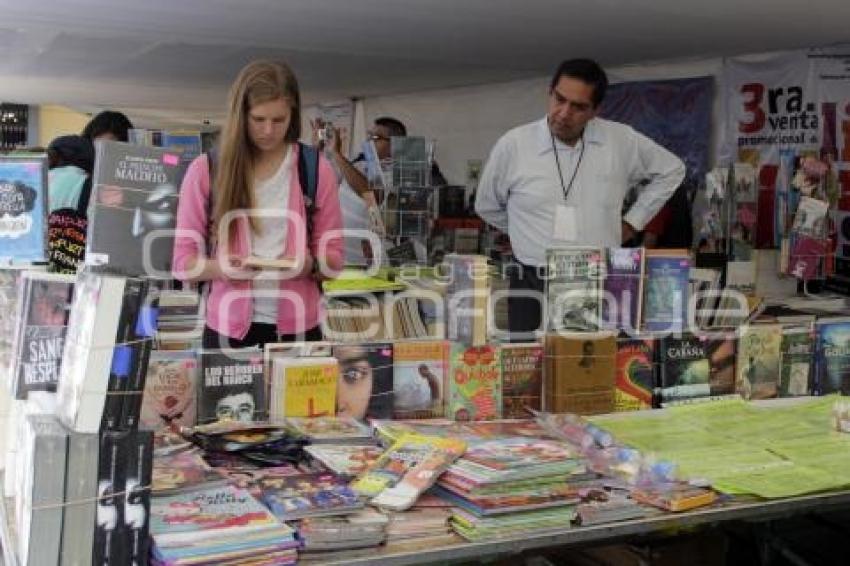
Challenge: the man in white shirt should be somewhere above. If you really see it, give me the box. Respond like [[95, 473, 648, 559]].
[[475, 58, 685, 339]]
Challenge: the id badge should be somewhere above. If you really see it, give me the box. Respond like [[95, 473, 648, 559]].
[[552, 204, 579, 242]]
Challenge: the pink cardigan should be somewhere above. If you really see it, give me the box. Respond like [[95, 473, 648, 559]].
[[172, 146, 343, 339]]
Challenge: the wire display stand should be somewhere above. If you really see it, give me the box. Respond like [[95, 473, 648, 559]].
[[378, 137, 438, 267]]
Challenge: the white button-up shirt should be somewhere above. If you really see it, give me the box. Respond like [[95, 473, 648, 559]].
[[475, 116, 685, 267]]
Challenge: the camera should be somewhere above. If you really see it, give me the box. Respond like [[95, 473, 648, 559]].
[[317, 123, 334, 142]]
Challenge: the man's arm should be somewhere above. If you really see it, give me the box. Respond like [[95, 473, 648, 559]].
[[474, 139, 511, 233], [622, 130, 686, 233]]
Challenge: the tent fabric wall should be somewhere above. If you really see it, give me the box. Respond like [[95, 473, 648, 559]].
[[357, 56, 725, 186]]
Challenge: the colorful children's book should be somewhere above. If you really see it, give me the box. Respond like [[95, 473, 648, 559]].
[[260, 472, 363, 520], [393, 340, 448, 419], [614, 338, 655, 411], [351, 433, 466, 511], [150, 485, 286, 546], [304, 444, 384, 478], [735, 324, 782, 400], [500, 343, 544, 419], [449, 344, 502, 421]]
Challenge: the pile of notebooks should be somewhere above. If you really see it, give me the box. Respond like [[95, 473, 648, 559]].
[[150, 484, 298, 565], [435, 436, 588, 540]]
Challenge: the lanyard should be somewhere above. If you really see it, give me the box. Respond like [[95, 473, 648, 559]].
[[551, 132, 585, 202]]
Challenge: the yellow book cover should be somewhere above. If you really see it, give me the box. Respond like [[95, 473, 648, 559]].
[[283, 361, 338, 418]]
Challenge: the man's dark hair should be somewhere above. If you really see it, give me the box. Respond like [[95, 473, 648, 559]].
[[374, 117, 407, 137], [81, 111, 134, 142], [549, 59, 609, 108]]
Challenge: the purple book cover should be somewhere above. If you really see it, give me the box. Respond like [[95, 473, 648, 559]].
[[603, 248, 644, 333]]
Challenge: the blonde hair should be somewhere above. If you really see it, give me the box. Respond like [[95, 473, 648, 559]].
[[213, 60, 301, 236]]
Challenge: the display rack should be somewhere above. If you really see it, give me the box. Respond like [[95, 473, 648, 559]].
[[0, 475, 20, 566]]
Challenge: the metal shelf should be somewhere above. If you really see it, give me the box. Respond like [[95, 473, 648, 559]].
[[302, 489, 850, 566]]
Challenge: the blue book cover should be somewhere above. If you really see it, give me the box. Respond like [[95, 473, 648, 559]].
[[642, 252, 690, 333], [0, 157, 47, 262], [815, 319, 850, 396]]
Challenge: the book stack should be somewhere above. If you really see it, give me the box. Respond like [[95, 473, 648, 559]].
[[351, 433, 466, 511], [384, 503, 455, 547], [450, 506, 578, 542], [297, 508, 389, 552], [150, 484, 298, 565], [436, 437, 584, 526], [56, 272, 154, 432]]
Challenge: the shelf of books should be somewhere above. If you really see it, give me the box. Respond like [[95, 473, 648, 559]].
[[8, 142, 850, 564]]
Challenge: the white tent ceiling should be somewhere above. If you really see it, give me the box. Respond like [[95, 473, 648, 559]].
[[1, 0, 849, 127]]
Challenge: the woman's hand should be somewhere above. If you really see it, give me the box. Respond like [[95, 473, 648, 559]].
[[220, 256, 260, 280]]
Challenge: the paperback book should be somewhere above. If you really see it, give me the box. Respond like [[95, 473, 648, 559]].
[[445, 254, 490, 346], [546, 247, 605, 332], [614, 337, 655, 411], [10, 271, 74, 399], [544, 332, 617, 415], [334, 343, 394, 420], [260, 472, 363, 520], [141, 350, 199, 430], [642, 249, 691, 333], [198, 349, 266, 423], [269, 357, 338, 419], [393, 340, 449, 419], [779, 325, 814, 396], [87, 140, 185, 276], [658, 334, 710, 406], [449, 344, 502, 421], [304, 444, 384, 478], [735, 324, 783, 400], [0, 157, 48, 263], [500, 342, 543, 418], [603, 247, 644, 332], [285, 416, 372, 443], [815, 318, 850, 395], [351, 433, 466, 510]]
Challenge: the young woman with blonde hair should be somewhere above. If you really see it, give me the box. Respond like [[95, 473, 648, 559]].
[[173, 60, 343, 348]]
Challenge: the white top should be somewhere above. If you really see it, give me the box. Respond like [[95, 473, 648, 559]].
[[475, 116, 685, 267], [251, 149, 294, 324]]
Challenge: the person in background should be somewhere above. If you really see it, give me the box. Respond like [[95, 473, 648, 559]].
[[475, 58, 685, 339], [81, 110, 134, 142], [172, 60, 343, 349], [317, 116, 447, 265], [45, 134, 95, 273]]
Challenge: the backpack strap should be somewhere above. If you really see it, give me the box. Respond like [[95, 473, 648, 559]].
[[297, 141, 321, 242]]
